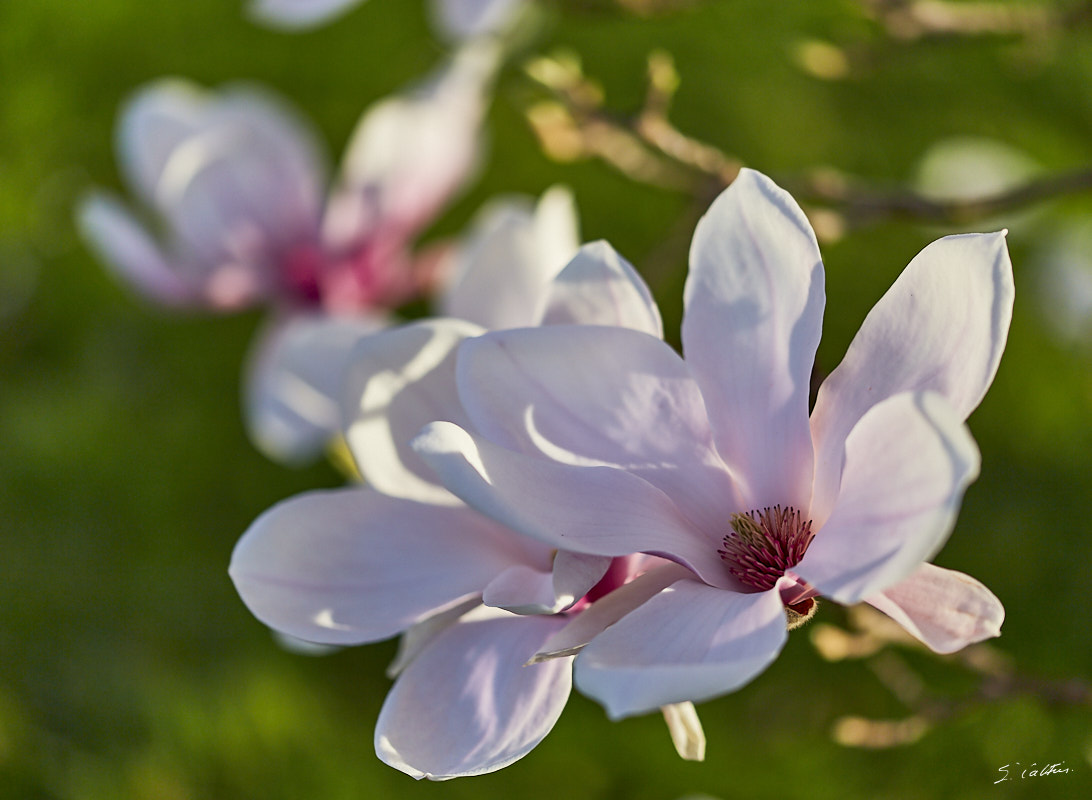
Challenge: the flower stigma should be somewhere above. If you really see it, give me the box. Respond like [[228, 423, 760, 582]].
[[718, 505, 819, 630]]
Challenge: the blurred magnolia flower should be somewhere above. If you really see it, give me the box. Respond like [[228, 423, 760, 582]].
[[248, 0, 529, 40], [413, 169, 1014, 719], [230, 244, 692, 778], [79, 43, 497, 462]]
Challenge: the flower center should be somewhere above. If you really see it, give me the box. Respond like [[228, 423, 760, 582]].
[[718, 505, 814, 590], [718, 505, 818, 628]]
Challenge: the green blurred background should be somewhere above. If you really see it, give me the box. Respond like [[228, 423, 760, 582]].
[[2, 1, 1091, 798]]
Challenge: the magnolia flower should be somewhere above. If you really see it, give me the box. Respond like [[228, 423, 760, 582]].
[[249, 0, 529, 40], [79, 44, 496, 462], [230, 243, 692, 778], [414, 169, 1014, 719]]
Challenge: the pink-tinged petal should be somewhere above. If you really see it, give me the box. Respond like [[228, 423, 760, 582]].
[[796, 392, 981, 605], [248, 0, 363, 29], [456, 325, 739, 537], [116, 80, 207, 203], [866, 563, 1003, 653], [375, 612, 571, 780], [541, 240, 664, 337], [386, 597, 480, 678], [441, 187, 579, 329], [157, 94, 325, 271], [341, 318, 484, 505], [430, 0, 526, 41], [325, 42, 498, 251], [482, 554, 612, 615], [574, 579, 788, 719], [530, 562, 695, 661], [413, 421, 731, 585], [243, 312, 386, 465], [810, 232, 1013, 522], [229, 488, 545, 645], [77, 192, 197, 306], [682, 168, 824, 511]]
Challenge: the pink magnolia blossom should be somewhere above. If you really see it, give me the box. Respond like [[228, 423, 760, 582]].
[[230, 242, 684, 778], [249, 0, 528, 40], [413, 168, 1014, 719], [78, 44, 496, 462]]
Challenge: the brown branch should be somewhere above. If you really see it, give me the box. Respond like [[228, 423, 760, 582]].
[[814, 606, 1092, 749]]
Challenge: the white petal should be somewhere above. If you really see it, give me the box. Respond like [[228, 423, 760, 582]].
[[796, 393, 981, 605], [248, 0, 363, 29], [456, 325, 740, 537], [574, 579, 788, 719], [541, 240, 664, 337], [244, 312, 386, 465], [441, 187, 579, 329], [386, 597, 480, 677], [866, 563, 1003, 653], [430, 0, 526, 41], [375, 614, 571, 780], [77, 192, 196, 306], [116, 79, 208, 202], [326, 42, 497, 250], [157, 89, 325, 269], [341, 318, 484, 504], [412, 421, 730, 585], [229, 487, 546, 645], [682, 169, 824, 511], [809, 232, 1013, 522]]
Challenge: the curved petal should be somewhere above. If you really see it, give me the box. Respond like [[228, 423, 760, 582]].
[[456, 325, 740, 537], [482, 553, 613, 615], [341, 317, 484, 504], [441, 187, 579, 329], [229, 488, 546, 645], [412, 421, 731, 585], [541, 240, 664, 337], [325, 41, 498, 250], [116, 80, 207, 202], [248, 0, 363, 29], [244, 312, 386, 464], [866, 563, 1004, 653], [77, 192, 197, 306], [375, 612, 571, 780], [574, 579, 788, 719], [430, 0, 526, 41], [682, 169, 824, 511], [796, 392, 981, 605], [158, 94, 325, 269], [809, 232, 1013, 521]]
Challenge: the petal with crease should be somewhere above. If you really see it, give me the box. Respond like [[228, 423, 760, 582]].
[[341, 318, 484, 504], [481, 553, 611, 615], [229, 487, 546, 645], [376, 613, 571, 780], [541, 240, 664, 337], [796, 392, 981, 605], [456, 325, 739, 537], [412, 421, 730, 585], [574, 578, 788, 719], [866, 563, 1004, 653], [683, 169, 824, 511], [244, 312, 386, 464], [810, 232, 1013, 522]]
